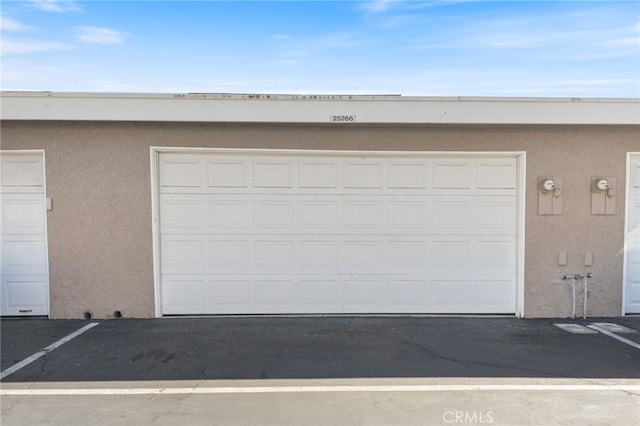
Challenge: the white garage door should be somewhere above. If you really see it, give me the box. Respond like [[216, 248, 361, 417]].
[[0, 152, 49, 316], [624, 153, 640, 314], [158, 151, 519, 315]]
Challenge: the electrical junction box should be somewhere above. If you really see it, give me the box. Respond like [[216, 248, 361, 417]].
[[591, 177, 616, 215], [538, 177, 562, 215]]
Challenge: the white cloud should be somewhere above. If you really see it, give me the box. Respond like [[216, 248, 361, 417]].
[[359, 0, 399, 14], [30, 0, 81, 13], [271, 34, 290, 40], [75, 26, 129, 44], [600, 37, 640, 48], [360, 0, 473, 15], [1, 16, 32, 31], [1, 40, 71, 54], [315, 32, 364, 49], [272, 59, 302, 65]]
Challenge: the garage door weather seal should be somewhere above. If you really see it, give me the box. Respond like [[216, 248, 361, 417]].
[[0, 322, 100, 380]]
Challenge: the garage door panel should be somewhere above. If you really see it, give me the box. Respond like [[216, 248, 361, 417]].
[[202, 282, 251, 314], [1, 155, 44, 189], [388, 160, 429, 189], [626, 277, 640, 311], [159, 152, 519, 315], [161, 273, 517, 314], [160, 199, 204, 230], [344, 241, 384, 269], [299, 240, 340, 270], [343, 201, 383, 229], [1, 196, 46, 235], [630, 158, 640, 189], [477, 202, 517, 229], [476, 240, 517, 272], [207, 159, 248, 188], [300, 201, 339, 228], [299, 161, 339, 188], [161, 240, 205, 273], [388, 202, 427, 228], [629, 201, 639, 229], [161, 193, 516, 236], [209, 240, 250, 269], [254, 161, 294, 188], [433, 240, 474, 268], [431, 279, 472, 308], [161, 235, 516, 276], [254, 240, 295, 269], [387, 280, 426, 308], [159, 154, 518, 194], [161, 279, 204, 314], [432, 201, 473, 229], [2, 278, 49, 315], [388, 241, 429, 270], [477, 159, 517, 189], [253, 280, 297, 309], [344, 160, 384, 189], [300, 280, 340, 306], [1, 239, 48, 275], [160, 158, 203, 188], [343, 279, 383, 309], [254, 201, 294, 228], [432, 161, 473, 189], [209, 200, 250, 228]]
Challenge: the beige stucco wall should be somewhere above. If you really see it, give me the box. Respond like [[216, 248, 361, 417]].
[[1, 121, 638, 318]]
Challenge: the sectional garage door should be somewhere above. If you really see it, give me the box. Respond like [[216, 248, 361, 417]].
[[158, 151, 519, 315], [625, 153, 640, 314], [0, 152, 49, 316]]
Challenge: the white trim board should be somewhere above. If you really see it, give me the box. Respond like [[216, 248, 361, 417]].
[[3, 92, 639, 125]]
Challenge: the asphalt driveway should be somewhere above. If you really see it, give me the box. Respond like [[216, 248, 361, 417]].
[[2, 316, 639, 382]]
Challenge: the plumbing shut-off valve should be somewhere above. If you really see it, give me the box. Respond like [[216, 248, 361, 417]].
[[561, 273, 592, 319]]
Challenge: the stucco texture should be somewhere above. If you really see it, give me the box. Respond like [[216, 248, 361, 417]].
[[1, 121, 638, 318]]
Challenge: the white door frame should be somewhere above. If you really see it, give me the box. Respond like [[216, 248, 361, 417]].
[[150, 147, 527, 318], [0, 149, 50, 317], [622, 152, 640, 315]]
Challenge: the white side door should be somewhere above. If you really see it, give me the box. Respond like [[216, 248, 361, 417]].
[[624, 153, 640, 314], [0, 152, 49, 316]]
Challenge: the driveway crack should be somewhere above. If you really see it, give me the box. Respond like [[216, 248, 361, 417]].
[[1, 396, 21, 416], [201, 365, 209, 380], [379, 333, 562, 377], [31, 354, 48, 383]]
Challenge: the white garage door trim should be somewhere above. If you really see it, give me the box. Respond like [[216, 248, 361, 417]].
[[150, 148, 526, 317], [623, 152, 640, 315], [0, 150, 50, 317]]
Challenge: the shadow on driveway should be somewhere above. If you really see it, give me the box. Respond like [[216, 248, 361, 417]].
[[2, 317, 639, 382]]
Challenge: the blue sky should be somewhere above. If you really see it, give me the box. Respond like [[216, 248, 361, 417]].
[[1, 0, 639, 97]]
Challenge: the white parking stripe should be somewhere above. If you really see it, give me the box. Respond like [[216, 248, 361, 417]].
[[0, 322, 100, 380], [587, 324, 640, 350], [1, 384, 639, 396]]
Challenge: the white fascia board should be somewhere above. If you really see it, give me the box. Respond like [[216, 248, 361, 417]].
[[1, 92, 639, 125]]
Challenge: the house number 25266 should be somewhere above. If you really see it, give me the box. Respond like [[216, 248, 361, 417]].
[[330, 115, 357, 122]]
